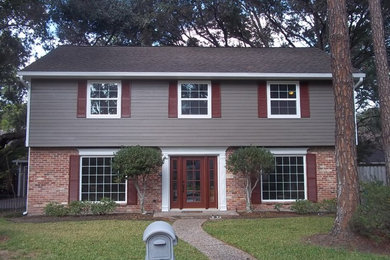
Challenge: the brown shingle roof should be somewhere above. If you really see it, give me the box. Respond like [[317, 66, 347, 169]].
[[22, 46, 334, 73]]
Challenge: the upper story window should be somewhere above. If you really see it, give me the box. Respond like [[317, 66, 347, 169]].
[[87, 81, 121, 118], [267, 82, 300, 118], [178, 81, 211, 118]]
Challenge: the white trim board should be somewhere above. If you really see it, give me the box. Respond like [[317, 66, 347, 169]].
[[160, 147, 228, 212], [18, 71, 366, 79]]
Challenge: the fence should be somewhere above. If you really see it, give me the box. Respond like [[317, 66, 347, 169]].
[[358, 164, 387, 185], [0, 197, 26, 211]]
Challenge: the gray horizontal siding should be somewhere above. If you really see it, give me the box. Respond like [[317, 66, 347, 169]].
[[29, 79, 335, 147]]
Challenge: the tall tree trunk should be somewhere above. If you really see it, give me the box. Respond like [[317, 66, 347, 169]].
[[368, 0, 390, 185], [327, 0, 360, 237], [245, 176, 252, 212]]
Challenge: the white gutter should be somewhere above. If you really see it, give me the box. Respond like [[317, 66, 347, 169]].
[[23, 147, 30, 216], [18, 76, 30, 215], [18, 71, 366, 79], [18, 75, 30, 147], [353, 77, 365, 145]]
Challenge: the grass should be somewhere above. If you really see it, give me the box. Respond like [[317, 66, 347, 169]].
[[0, 218, 207, 260], [203, 216, 390, 260]]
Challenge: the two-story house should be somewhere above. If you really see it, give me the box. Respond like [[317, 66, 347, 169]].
[[19, 46, 364, 215]]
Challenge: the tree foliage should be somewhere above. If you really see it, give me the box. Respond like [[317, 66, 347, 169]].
[[357, 107, 382, 163], [0, 0, 48, 197], [112, 146, 163, 213], [226, 146, 274, 212]]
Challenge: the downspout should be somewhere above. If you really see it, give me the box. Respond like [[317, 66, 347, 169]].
[[18, 75, 30, 216], [353, 77, 364, 145]]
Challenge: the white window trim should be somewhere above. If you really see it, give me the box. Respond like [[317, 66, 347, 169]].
[[177, 80, 212, 118], [261, 148, 308, 202], [86, 80, 122, 119], [267, 81, 301, 119], [79, 152, 127, 204]]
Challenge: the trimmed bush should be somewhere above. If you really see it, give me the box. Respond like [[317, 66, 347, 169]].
[[320, 198, 337, 213], [90, 198, 117, 215], [44, 198, 117, 217], [351, 182, 390, 240], [44, 202, 69, 217], [290, 200, 320, 214], [68, 201, 90, 215]]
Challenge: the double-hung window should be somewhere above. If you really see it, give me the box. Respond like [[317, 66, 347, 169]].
[[87, 81, 121, 118], [80, 156, 126, 203], [268, 82, 300, 118], [178, 81, 211, 118], [262, 155, 306, 201]]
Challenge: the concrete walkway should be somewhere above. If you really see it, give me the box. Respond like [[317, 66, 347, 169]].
[[173, 219, 256, 260]]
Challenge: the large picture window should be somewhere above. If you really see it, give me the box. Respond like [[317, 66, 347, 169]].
[[268, 82, 300, 118], [178, 81, 211, 118], [87, 81, 121, 118], [262, 155, 306, 201], [80, 157, 126, 202]]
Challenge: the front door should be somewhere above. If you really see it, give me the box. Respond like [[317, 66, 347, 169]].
[[170, 156, 217, 209]]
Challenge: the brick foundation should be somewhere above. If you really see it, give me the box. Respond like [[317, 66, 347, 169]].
[[308, 147, 337, 201], [225, 148, 247, 211], [28, 148, 79, 215], [225, 147, 337, 211], [28, 146, 335, 215], [28, 148, 162, 215]]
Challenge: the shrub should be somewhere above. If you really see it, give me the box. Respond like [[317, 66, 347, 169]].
[[90, 198, 117, 215], [274, 203, 282, 212], [290, 200, 320, 214], [226, 146, 274, 212], [350, 182, 390, 240], [68, 201, 90, 216], [44, 199, 117, 217], [113, 146, 164, 214], [44, 202, 69, 217], [320, 198, 337, 213]]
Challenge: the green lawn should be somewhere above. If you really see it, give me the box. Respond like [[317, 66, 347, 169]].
[[0, 218, 207, 260], [203, 216, 390, 260]]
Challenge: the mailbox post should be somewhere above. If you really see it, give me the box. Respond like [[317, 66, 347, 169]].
[[143, 221, 178, 260]]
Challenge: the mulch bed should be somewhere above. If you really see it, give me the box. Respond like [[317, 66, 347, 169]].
[[305, 233, 390, 256], [236, 211, 311, 218], [8, 213, 168, 223]]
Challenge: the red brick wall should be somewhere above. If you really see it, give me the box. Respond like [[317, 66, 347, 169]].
[[225, 147, 337, 212], [308, 147, 337, 201], [28, 148, 79, 215], [28, 148, 162, 215], [116, 173, 162, 214], [226, 148, 247, 211], [29, 147, 335, 215]]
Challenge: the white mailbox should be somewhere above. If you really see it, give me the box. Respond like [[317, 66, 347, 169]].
[[143, 221, 178, 260]]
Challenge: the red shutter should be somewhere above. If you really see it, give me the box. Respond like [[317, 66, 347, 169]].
[[168, 81, 178, 118], [69, 155, 80, 202], [306, 154, 318, 202], [127, 179, 138, 205], [121, 80, 131, 118], [251, 175, 262, 204], [211, 82, 221, 118], [77, 80, 87, 118], [300, 81, 310, 118], [258, 81, 267, 118]]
